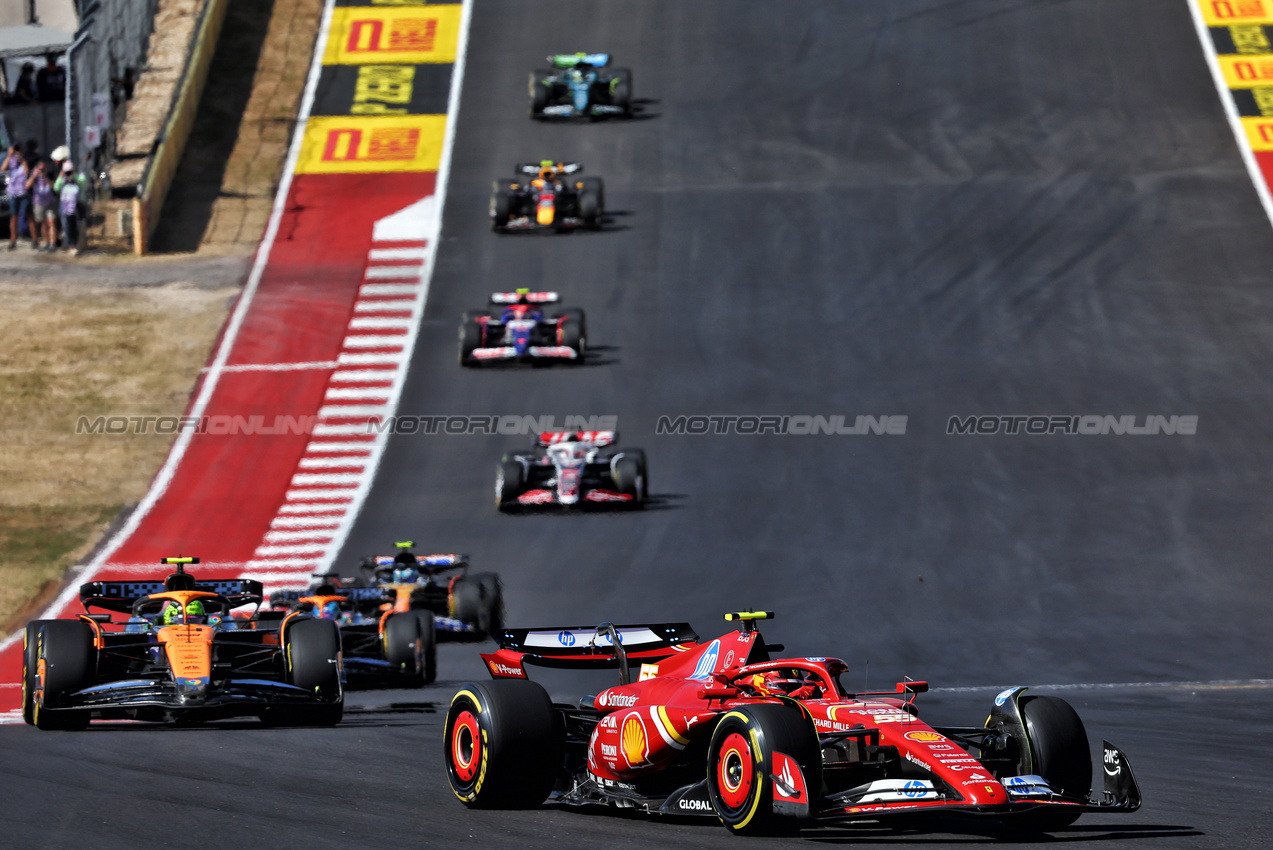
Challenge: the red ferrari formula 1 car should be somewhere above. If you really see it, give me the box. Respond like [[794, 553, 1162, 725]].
[[443, 612, 1140, 835]]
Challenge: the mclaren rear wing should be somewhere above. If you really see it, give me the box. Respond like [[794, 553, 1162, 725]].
[[482, 622, 699, 679], [80, 578, 265, 613]]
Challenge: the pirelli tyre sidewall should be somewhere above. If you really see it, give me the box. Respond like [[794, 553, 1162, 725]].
[[22, 619, 48, 725], [444, 680, 559, 809], [707, 704, 819, 834], [384, 611, 427, 686]]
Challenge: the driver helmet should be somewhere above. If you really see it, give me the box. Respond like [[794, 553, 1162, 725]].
[[320, 600, 341, 620], [392, 566, 419, 584], [751, 670, 817, 699], [163, 599, 206, 625], [538, 163, 557, 181]]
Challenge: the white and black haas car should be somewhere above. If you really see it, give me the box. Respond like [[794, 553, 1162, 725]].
[[459, 290, 586, 366], [490, 161, 605, 232], [496, 430, 647, 511]]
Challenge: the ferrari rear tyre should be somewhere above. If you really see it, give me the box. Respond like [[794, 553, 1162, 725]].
[[496, 460, 525, 510], [444, 680, 560, 808], [1017, 695, 1091, 829], [385, 611, 428, 687], [32, 620, 93, 730], [707, 705, 820, 835]]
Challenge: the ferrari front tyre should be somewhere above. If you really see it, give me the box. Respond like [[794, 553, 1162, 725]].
[[385, 611, 428, 687], [281, 617, 344, 726], [32, 620, 93, 730], [496, 460, 524, 510], [444, 679, 560, 808], [529, 70, 550, 117], [707, 705, 821, 835], [1017, 695, 1092, 829]]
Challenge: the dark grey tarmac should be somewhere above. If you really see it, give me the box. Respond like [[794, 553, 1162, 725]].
[[4, 1, 1272, 847]]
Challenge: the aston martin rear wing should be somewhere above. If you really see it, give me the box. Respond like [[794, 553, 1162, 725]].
[[80, 578, 265, 614], [481, 622, 699, 678]]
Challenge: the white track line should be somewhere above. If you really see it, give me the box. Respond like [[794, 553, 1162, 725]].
[[1187, 0, 1273, 228], [0, 0, 340, 654], [246, 0, 475, 595]]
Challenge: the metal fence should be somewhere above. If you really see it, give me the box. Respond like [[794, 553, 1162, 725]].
[[66, 0, 158, 179]]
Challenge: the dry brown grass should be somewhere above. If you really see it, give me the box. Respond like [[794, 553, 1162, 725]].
[[0, 0, 321, 629], [0, 282, 235, 627]]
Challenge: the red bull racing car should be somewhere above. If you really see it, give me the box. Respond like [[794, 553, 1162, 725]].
[[490, 161, 604, 232], [459, 290, 586, 366], [23, 558, 343, 729], [496, 430, 647, 511], [443, 612, 1141, 835]]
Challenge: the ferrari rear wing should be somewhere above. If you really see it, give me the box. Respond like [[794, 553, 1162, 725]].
[[81, 578, 264, 613], [482, 622, 699, 678]]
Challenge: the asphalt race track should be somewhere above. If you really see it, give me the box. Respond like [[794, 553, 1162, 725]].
[[4, 2, 1273, 847]]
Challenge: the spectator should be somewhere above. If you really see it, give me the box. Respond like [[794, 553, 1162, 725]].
[[12, 63, 37, 104], [36, 54, 66, 102], [26, 160, 56, 251], [54, 160, 87, 255], [3, 146, 30, 250]]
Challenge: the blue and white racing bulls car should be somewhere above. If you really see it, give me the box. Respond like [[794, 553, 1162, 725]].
[[459, 290, 587, 365], [530, 53, 632, 119]]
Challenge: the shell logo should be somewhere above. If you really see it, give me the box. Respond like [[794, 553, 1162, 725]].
[[905, 730, 945, 742], [621, 714, 648, 766]]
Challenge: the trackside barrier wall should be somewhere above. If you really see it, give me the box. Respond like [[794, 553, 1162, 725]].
[[132, 0, 229, 254]]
